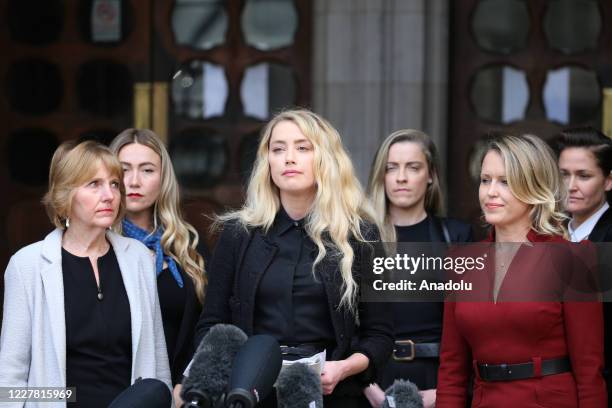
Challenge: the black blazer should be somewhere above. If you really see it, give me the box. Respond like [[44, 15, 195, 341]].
[[428, 215, 473, 244], [166, 240, 208, 385], [588, 208, 612, 243], [583, 207, 612, 407], [194, 220, 393, 386], [169, 271, 201, 385]]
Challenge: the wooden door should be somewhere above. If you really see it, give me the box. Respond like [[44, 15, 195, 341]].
[[448, 0, 612, 237]]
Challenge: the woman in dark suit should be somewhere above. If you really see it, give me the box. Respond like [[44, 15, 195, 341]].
[[436, 134, 606, 407], [110, 129, 207, 387], [181, 109, 393, 407], [553, 126, 612, 405], [364, 129, 472, 407], [553, 126, 612, 242]]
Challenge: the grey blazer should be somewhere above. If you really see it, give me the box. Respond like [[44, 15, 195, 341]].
[[0, 229, 171, 408]]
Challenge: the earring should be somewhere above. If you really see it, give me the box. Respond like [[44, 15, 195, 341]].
[[65, 217, 70, 228], [428, 179, 433, 184]]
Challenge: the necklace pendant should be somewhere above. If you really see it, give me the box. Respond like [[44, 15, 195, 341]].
[[97, 292, 104, 301]]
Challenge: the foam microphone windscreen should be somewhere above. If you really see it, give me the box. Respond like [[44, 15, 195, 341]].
[[276, 362, 323, 408], [225, 335, 282, 408], [382, 379, 423, 408], [181, 324, 248, 407]]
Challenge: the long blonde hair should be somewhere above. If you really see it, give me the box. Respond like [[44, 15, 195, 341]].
[[110, 129, 206, 303], [367, 129, 444, 243], [484, 134, 567, 237], [219, 109, 376, 312]]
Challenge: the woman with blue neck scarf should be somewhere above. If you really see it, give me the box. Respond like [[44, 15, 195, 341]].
[[110, 129, 207, 388]]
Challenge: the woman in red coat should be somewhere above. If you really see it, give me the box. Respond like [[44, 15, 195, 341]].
[[436, 134, 606, 407]]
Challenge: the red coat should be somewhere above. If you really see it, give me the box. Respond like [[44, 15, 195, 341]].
[[436, 231, 606, 408]]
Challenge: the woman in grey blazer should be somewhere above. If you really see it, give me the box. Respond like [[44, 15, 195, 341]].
[[0, 141, 170, 408]]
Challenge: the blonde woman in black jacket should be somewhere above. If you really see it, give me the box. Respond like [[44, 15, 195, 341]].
[[180, 109, 393, 408]]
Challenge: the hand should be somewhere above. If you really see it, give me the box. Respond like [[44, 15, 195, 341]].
[[320, 360, 347, 395], [363, 383, 385, 408], [419, 388, 436, 408], [173, 384, 184, 408]]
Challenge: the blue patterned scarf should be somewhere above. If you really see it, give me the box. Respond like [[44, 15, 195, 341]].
[[122, 218, 184, 288]]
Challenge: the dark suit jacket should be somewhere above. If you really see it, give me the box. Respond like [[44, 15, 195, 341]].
[[169, 272, 201, 385], [583, 207, 612, 407], [194, 220, 393, 388], [588, 208, 612, 243], [165, 239, 208, 385], [428, 215, 473, 244]]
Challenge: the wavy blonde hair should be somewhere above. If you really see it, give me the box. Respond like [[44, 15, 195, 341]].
[[110, 129, 206, 303], [367, 129, 444, 243], [219, 109, 376, 312], [484, 134, 567, 237]]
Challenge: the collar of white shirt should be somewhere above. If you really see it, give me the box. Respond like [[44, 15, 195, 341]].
[[569, 201, 610, 242]]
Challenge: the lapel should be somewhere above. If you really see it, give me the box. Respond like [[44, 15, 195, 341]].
[[40, 229, 66, 384], [428, 215, 445, 243], [107, 231, 143, 367], [243, 230, 277, 333], [589, 208, 612, 242], [317, 253, 344, 341], [173, 273, 198, 363]]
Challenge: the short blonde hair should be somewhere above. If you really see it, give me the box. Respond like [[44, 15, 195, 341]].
[[43, 140, 125, 229], [484, 134, 567, 237]]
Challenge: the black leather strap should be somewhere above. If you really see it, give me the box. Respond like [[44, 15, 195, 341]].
[[477, 357, 571, 382], [393, 340, 440, 361]]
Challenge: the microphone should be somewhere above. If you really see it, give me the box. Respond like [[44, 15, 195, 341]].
[[181, 324, 248, 408], [382, 379, 423, 408], [225, 335, 282, 408], [276, 363, 323, 408], [108, 378, 171, 408]]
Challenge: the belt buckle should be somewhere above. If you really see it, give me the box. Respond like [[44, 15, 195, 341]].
[[393, 339, 415, 361], [280, 345, 293, 356]]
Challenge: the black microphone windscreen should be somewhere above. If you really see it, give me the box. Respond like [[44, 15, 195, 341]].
[[108, 378, 171, 408], [225, 335, 282, 408], [382, 379, 423, 408], [276, 363, 323, 408], [181, 324, 248, 405]]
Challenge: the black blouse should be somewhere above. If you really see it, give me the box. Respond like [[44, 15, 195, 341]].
[[393, 217, 443, 341], [253, 208, 335, 345], [62, 247, 132, 408]]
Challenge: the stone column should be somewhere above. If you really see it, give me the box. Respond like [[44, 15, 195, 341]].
[[313, 0, 450, 197]]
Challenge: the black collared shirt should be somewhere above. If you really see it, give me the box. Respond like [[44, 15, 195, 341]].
[[253, 208, 335, 345]]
